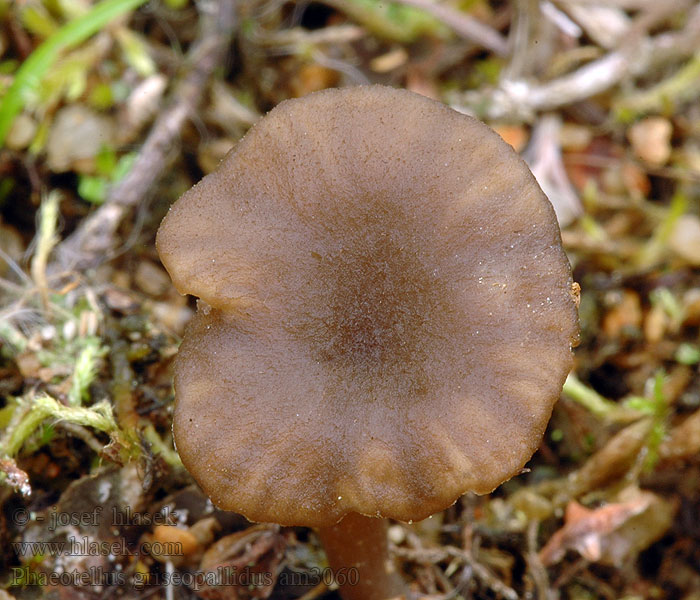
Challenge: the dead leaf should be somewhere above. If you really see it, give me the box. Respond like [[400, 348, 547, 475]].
[[660, 407, 700, 461], [569, 418, 654, 497], [196, 524, 286, 600], [540, 488, 675, 567]]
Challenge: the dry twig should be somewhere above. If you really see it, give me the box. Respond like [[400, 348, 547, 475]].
[[392, 544, 519, 600], [525, 520, 552, 600], [393, 0, 508, 56], [251, 23, 365, 48], [524, 114, 582, 227], [50, 0, 237, 274], [450, 2, 700, 119]]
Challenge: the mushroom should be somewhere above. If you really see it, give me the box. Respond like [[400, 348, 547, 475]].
[[156, 85, 579, 599]]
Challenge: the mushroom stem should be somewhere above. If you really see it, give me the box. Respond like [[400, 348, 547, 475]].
[[317, 512, 406, 600]]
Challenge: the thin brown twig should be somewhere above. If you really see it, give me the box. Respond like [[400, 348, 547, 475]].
[[251, 23, 365, 47], [50, 0, 236, 274], [525, 520, 552, 600], [502, 0, 538, 80], [56, 421, 106, 454], [392, 544, 519, 600]]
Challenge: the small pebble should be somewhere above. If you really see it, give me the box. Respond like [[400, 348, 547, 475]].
[[6, 113, 37, 150], [670, 214, 700, 265], [134, 261, 171, 297], [47, 105, 115, 173], [559, 122, 593, 151], [387, 524, 405, 545], [628, 117, 672, 166]]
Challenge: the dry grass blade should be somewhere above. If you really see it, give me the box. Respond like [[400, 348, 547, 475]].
[[393, 0, 508, 56]]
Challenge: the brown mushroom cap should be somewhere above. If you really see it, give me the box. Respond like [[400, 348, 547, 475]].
[[157, 85, 579, 527]]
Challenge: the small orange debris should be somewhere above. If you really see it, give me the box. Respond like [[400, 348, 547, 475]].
[[152, 524, 200, 558], [492, 124, 529, 152], [290, 64, 339, 98], [602, 290, 642, 338]]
